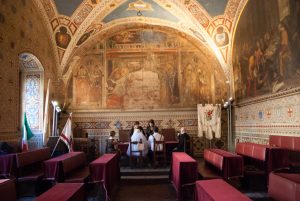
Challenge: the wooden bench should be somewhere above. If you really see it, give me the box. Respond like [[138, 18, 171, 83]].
[[194, 179, 252, 201], [62, 152, 89, 183], [269, 135, 300, 166], [34, 183, 85, 201], [236, 142, 281, 173], [268, 135, 300, 201], [202, 149, 243, 180], [16, 147, 50, 183]]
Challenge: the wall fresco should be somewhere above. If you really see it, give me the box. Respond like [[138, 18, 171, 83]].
[[69, 29, 227, 109], [233, 0, 300, 101]]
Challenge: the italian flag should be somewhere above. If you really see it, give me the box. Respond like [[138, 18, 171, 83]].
[[22, 113, 34, 151]]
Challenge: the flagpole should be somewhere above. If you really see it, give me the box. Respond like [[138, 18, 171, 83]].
[[51, 137, 61, 157], [51, 114, 69, 157]]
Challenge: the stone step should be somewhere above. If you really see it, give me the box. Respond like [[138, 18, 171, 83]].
[[120, 167, 170, 176], [120, 175, 169, 185]]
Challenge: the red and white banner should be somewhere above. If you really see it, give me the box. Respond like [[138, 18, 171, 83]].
[[60, 113, 73, 152]]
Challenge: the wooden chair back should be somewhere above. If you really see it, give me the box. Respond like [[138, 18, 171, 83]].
[[129, 139, 143, 168], [153, 139, 166, 167], [119, 129, 131, 142], [161, 128, 176, 141]]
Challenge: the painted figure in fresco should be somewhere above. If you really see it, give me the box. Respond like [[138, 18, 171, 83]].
[[247, 49, 257, 97], [214, 26, 229, 47], [75, 66, 89, 105], [278, 23, 292, 80], [89, 65, 102, 103], [183, 63, 193, 101], [159, 60, 178, 105], [55, 26, 71, 49]]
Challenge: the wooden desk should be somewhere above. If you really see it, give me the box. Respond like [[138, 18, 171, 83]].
[[170, 152, 197, 201], [89, 154, 120, 201], [43, 152, 84, 181]]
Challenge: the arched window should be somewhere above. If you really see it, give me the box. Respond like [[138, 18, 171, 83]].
[[19, 53, 44, 135]]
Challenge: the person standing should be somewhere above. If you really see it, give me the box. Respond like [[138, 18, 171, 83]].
[[145, 119, 158, 139]]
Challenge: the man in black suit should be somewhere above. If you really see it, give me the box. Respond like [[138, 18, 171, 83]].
[[173, 127, 190, 153]]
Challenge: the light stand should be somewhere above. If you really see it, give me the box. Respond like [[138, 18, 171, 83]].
[[51, 101, 61, 137], [223, 97, 234, 152]]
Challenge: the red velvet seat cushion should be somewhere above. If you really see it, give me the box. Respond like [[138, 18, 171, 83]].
[[269, 171, 300, 201]]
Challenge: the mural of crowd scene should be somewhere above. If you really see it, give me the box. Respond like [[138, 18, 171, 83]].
[[233, 0, 300, 101], [69, 29, 227, 109]]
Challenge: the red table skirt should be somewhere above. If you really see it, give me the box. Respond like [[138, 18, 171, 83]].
[[0, 154, 16, 176], [34, 183, 85, 201], [171, 152, 197, 201], [89, 154, 120, 201], [0, 179, 16, 201], [194, 179, 252, 201], [43, 152, 84, 181]]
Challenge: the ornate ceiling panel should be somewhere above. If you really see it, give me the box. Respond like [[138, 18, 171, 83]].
[[37, 0, 249, 82]]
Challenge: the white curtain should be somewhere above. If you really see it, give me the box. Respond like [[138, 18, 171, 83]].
[[197, 104, 221, 140]]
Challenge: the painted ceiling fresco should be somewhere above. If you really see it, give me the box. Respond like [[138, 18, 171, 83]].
[[38, 0, 247, 79], [196, 0, 228, 17], [53, 0, 83, 16], [103, 0, 179, 23]]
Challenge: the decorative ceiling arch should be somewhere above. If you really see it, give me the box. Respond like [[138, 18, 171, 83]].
[[32, 0, 60, 74], [38, 0, 249, 82]]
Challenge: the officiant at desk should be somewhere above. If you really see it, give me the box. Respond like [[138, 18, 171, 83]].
[[173, 127, 190, 153]]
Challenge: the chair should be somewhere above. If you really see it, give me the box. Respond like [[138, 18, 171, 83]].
[[119, 129, 131, 142], [184, 136, 193, 156], [129, 139, 143, 168], [153, 139, 166, 168], [105, 138, 118, 154], [161, 128, 176, 141]]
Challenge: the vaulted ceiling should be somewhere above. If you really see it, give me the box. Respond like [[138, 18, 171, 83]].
[[35, 0, 248, 81]]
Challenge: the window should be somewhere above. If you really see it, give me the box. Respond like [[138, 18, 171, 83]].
[[19, 53, 44, 133]]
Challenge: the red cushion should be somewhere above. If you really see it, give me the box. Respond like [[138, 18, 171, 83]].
[[252, 145, 266, 161], [269, 171, 300, 201], [235, 143, 245, 155], [204, 150, 223, 170], [269, 135, 281, 147]]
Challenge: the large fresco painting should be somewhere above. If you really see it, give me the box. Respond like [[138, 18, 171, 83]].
[[69, 29, 227, 109], [233, 0, 300, 101]]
